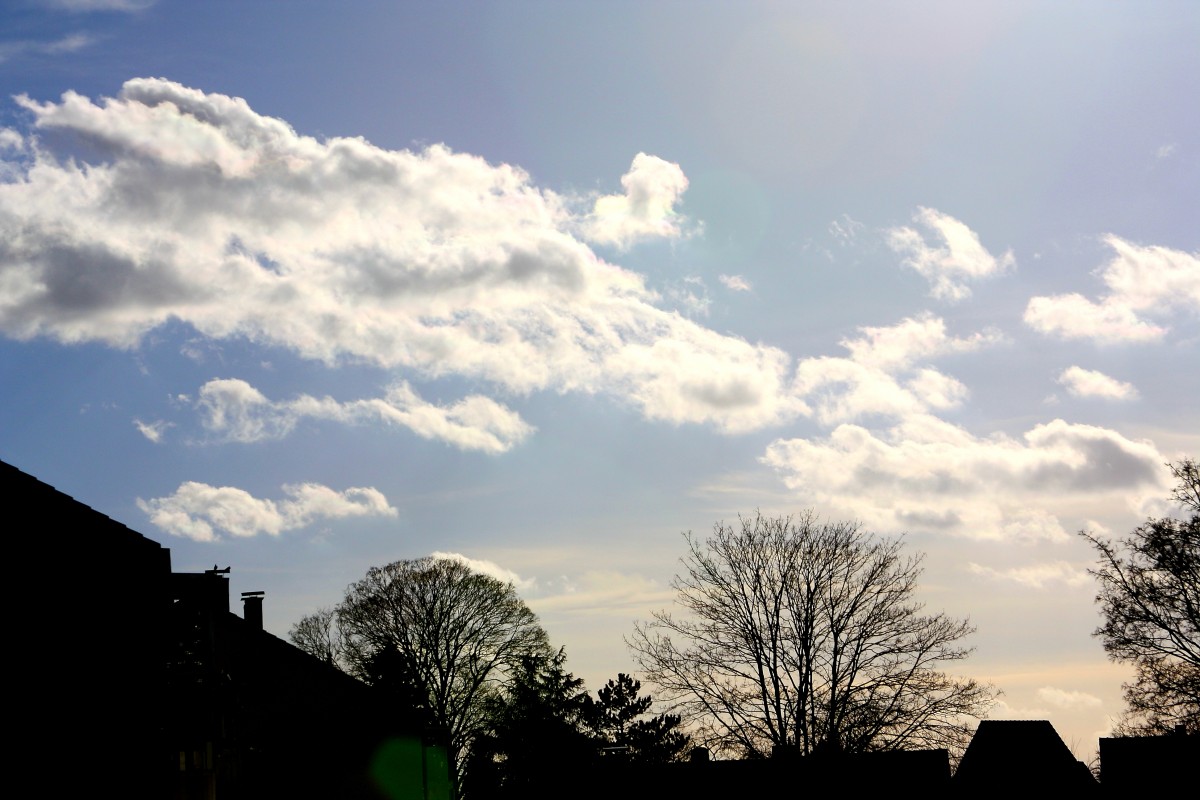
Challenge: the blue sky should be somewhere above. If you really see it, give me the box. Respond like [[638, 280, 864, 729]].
[[2, 0, 1197, 753]]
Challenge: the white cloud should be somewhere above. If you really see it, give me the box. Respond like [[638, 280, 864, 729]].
[[580, 153, 691, 249], [1024, 236, 1200, 343], [138, 480, 396, 542], [1057, 366, 1138, 401], [133, 417, 171, 442], [0, 129, 24, 151], [0, 80, 795, 433], [790, 314, 1002, 425], [751, 291, 1164, 549], [196, 377, 533, 454], [839, 313, 1003, 370], [967, 561, 1091, 589], [885, 207, 1014, 302], [1036, 686, 1103, 709], [762, 415, 1167, 542], [1155, 143, 1177, 159], [718, 274, 751, 292], [430, 551, 536, 591]]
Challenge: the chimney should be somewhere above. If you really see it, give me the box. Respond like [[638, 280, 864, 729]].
[[241, 591, 264, 630]]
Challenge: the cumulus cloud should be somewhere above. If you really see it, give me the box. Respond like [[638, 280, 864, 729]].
[[840, 313, 1003, 370], [138, 480, 396, 542], [1024, 236, 1200, 343], [967, 561, 1091, 588], [195, 378, 532, 454], [885, 207, 1014, 302], [718, 274, 751, 292], [581, 153, 691, 249], [429, 551, 536, 591], [758, 315, 1168, 544], [762, 415, 1167, 541], [0, 80, 798, 433], [1057, 366, 1138, 401], [791, 314, 1002, 425]]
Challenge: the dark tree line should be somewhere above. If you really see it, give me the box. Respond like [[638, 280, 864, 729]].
[[289, 556, 688, 797], [286, 461, 1200, 800]]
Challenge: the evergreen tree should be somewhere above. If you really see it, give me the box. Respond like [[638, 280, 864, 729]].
[[466, 649, 596, 799], [585, 673, 690, 763]]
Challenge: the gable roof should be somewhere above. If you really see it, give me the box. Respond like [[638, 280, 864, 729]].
[[954, 720, 1096, 791]]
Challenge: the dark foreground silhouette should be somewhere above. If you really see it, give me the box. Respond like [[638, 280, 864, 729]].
[[6, 458, 1195, 798]]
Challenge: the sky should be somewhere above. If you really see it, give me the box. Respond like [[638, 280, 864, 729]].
[[2, 0, 1197, 757]]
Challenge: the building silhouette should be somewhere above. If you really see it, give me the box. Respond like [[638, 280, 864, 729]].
[[5, 459, 449, 799]]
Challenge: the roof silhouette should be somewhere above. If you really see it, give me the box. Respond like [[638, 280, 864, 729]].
[[954, 720, 1096, 792]]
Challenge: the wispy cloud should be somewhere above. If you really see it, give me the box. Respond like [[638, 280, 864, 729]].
[[1057, 366, 1137, 401], [133, 418, 172, 442], [138, 480, 396, 542], [967, 561, 1092, 588], [0, 33, 93, 64], [43, 0, 155, 10], [195, 378, 534, 455], [828, 214, 865, 246], [885, 207, 1014, 302], [1025, 236, 1200, 343], [718, 274, 752, 292]]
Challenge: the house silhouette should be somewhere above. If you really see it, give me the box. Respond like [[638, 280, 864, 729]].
[[5, 459, 449, 799]]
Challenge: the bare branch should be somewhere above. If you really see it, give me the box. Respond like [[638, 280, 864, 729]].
[[628, 510, 995, 758]]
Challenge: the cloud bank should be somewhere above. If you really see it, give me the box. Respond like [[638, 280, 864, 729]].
[[762, 415, 1167, 542], [0, 79, 793, 433]]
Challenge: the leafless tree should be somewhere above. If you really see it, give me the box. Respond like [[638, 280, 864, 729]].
[[288, 606, 342, 666], [629, 511, 995, 758], [1081, 459, 1199, 734]]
